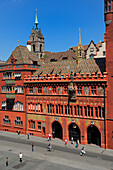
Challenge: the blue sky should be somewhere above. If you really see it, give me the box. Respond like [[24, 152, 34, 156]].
[[0, 0, 104, 61]]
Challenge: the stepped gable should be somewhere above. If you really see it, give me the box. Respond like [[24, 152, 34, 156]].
[[34, 58, 100, 76], [44, 50, 76, 62], [6, 45, 42, 65]]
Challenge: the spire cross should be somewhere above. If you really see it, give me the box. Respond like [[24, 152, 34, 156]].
[[18, 40, 19, 46]]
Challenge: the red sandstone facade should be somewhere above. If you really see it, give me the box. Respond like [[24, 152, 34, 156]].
[[0, 64, 37, 134], [23, 72, 107, 148], [1, 0, 113, 149], [105, 0, 113, 149]]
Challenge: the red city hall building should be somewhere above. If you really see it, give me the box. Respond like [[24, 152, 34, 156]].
[[1, 0, 113, 149]]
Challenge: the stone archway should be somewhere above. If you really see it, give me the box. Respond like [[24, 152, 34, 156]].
[[87, 125, 101, 146], [52, 121, 62, 139], [69, 123, 81, 142]]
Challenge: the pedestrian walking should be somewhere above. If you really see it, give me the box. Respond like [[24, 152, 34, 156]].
[[48, 134, 50, 141], [48, 143, 52, 151], [49, 134, 51, 140], [52, 131, 55, 138], [71, 137, 74, 144], [17, 130, 20, 135], [65, 139, 67, 145], [77, 139, 79, 145], [80, 147, 86, 156], [6, 157, 8, 167], [32, 143, 34, 152], [19, 152, 22, 162], [75, 141, 78, 148], [27, 133, 29, 139]]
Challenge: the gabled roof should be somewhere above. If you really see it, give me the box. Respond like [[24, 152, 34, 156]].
[[34, 58, 100, 76], [85, 40, 99, 52], [6, 45, 42, 65]]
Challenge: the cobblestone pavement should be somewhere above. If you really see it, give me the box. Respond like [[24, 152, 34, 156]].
[[0, 131, 113, 170]]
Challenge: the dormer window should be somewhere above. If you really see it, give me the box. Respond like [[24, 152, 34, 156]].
[[70, 47, 73, 51], [10, 54, 16, 65], [33, 61, 37, 65], [90, 48, 94, 52], [62, 57, 68, 60], [50, 59, 57, 62]]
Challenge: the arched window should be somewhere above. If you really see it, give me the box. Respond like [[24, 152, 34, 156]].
[[29, 120, 35, 129], [90, 54, 94, 58], [108, 0, 111, 12], [14, 102, 23, 111], [33, 44, 35, 52], [40, 44, 42, 52]]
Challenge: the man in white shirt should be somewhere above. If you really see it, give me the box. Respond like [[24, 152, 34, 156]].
[[19, 152, 22, 162]]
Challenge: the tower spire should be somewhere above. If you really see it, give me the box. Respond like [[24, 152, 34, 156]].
[[78, 28, 82, 46], [76, 28, 84, 61], [35, 9, 38, 31]]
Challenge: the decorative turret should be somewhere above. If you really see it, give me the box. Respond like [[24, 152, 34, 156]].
[[104, 0, 113, 65], [76, 28, 84, 61], [104, 0, 113, 148], [27, 41, 31, 51], [104, 0, 113, 26]]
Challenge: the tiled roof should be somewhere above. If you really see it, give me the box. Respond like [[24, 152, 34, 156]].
[[44, 50, 76, 62], [71, 44, 89, 52], [6, 46, 42, 65], [44, 42, 102, 63], [34, 58, 100, 76]]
